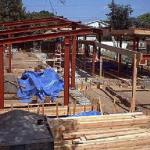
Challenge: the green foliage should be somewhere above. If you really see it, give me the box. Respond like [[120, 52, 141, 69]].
[[107, 1, 133, 29], [0, 0, 54, 22], [0, 0, 26, 22], [26, 11, 54, 19], [137, 13, 150, 28]]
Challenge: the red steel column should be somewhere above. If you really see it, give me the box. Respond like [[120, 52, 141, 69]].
[[92, 45, 96, 75], [0, 45, 4, 109], [8, 44, 12, 73], [71, 35, 77, 88], [64, 36, 70, 105]]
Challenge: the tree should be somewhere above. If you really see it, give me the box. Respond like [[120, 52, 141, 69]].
[[137, 13, 150, 28], [0, 0, 26, 22], [106, 1, 133, 29], [26, 11, 54, 20]]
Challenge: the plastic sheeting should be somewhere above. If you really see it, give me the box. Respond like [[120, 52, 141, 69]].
[[72, 111, 101, 117], [17, 68, 64, 103]]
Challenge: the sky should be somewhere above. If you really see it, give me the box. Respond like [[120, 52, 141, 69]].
[[23, 0, 150, 22]]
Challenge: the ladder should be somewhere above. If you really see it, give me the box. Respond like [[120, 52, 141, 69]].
[[54, 43, 62, 73]]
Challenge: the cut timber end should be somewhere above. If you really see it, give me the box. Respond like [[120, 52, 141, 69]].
[[49, 112, 150, 150]]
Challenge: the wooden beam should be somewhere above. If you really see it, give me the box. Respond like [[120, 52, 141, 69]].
[[96, 43, 141, 60], [111, 29, 150, 36], [78, 40, 142, 60]]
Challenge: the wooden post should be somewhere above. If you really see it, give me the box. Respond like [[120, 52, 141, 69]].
[[56, 102, 59, 118], [92, 45, 96, 76], [96, 34, 103, 78], [84, 105, 86, 112], [11, 104, 13, 111], [27, 104, 30, 111], [42, 103, 45, 115], [73, 100, 76, 115], [99, 56, 103, 78], [0, 45, 4, 109], [8, 44, 12, 73], [37, 104, 40, 114], [130, 54, 137, 112], [117, 38, 122, 76], [67, 104, 70, 116], [91, 101, 94, 111]]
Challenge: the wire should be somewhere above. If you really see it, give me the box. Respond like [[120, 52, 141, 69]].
[[48, 0, 56, 14], [58, 0, 65, 5]]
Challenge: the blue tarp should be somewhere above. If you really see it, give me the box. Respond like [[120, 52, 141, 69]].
[[72, 111, 101, 117], [17, 68, 64, 103]]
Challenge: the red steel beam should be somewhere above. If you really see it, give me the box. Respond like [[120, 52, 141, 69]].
[[0, 23, 71, 36], [0, 17, 68, 27], [142, 54, 150, 60], [71, 35, 77, 88], [0, 16, 89, 29], [0, 45, 4, 109], [64, 36, 70, 105], [0, 28, 100, 108], [0, 28, 99, 46]]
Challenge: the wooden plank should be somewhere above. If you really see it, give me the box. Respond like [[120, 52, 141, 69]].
[[63, 127, 142, 140], [52, 113, 150, 150], [78, 117, 150, 129], [55, 137, 150, 150], [85, 128, 150, 140]]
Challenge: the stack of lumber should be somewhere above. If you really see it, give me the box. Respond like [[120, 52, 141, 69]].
[[47, 112, 150, 150]]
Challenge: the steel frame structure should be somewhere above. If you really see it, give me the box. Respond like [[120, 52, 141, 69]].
[[0, 17, 102, 109]]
